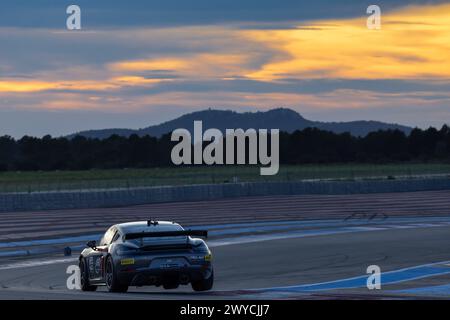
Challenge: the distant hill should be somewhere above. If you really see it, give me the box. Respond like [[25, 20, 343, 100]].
[[70, 108, 412, 139]]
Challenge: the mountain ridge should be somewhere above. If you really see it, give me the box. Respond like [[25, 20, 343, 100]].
[[69, 108, 413, 139]]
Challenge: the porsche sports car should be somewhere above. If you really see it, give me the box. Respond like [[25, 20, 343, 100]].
[[79, 220, 213, 293]]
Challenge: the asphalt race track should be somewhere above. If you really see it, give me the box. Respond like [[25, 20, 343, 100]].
[[1, 190, 450, 299]]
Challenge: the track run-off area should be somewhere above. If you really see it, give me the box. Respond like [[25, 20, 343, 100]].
[[1, 190, 450, 299]]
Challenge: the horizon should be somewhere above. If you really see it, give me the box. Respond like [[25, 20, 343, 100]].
[[1, 1, 450, 137], [67, 107, 419, 136], [3, 106, 448, 140]]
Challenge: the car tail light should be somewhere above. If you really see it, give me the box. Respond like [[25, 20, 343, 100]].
[[116, 244, 138, 256]]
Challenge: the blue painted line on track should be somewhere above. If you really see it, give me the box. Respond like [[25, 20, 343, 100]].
[[194, 216, 450, 231], [256, 262, 450, 293], [1, 216, 450, 251], [0, 221, 356, 249], [391, 283, 450, 296], [0, 234, 103, 249], [0, 246, 80, 258]]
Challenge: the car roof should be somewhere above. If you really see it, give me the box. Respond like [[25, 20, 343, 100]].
[[114, 221, 184, 234]]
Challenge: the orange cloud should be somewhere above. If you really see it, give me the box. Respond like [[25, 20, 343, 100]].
[[110, 58, 188, 72], [109, 53, 251, 79], [105, 4, 450, 84], [0, 79, 117, 93], [0, 76, 169, 93], [112, 76, 172, 85], [244, 4, 450, 81]]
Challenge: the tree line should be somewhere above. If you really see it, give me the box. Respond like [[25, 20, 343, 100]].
[[0, 125, 449, 171]]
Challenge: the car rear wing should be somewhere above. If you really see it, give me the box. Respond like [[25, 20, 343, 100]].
[[123, 230, 208, 240]]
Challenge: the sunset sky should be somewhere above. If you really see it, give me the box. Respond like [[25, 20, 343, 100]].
[[0, 0, 449, 137]]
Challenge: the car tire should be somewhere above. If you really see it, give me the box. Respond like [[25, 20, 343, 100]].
[[105, 256, 128, 293], [79, 258, 97, 292], [191, 269, 214, 292]]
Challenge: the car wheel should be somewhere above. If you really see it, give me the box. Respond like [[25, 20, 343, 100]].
[[191, 269, 214, 292], [79, 258, 97, 292], [105, 256, 128, 293]]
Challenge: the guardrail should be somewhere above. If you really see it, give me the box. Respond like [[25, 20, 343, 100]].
[[1, 177, 450, 212]]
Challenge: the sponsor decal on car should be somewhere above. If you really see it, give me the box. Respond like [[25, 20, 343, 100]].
[[120, 258, 135, 266]]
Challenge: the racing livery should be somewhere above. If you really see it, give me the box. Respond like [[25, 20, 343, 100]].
[[79, 220, 213, 292]]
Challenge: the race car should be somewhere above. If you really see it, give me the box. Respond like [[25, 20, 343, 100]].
[[79, 220, 213, 293]]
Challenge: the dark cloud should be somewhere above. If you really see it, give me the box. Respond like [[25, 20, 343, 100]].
[[0, 0, 448, 28], [118, 79, 450, 96]]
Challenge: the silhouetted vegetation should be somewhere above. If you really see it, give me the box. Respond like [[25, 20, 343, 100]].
[[0, 126, 449, 171]]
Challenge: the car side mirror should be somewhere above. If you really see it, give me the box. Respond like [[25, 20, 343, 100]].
[[86, 240, 97, 250]]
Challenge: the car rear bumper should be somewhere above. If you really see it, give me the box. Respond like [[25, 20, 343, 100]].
[[117, 264, 213, 287]]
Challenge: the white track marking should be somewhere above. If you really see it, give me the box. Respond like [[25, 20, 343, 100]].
[[0, 258, 76, 270]]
